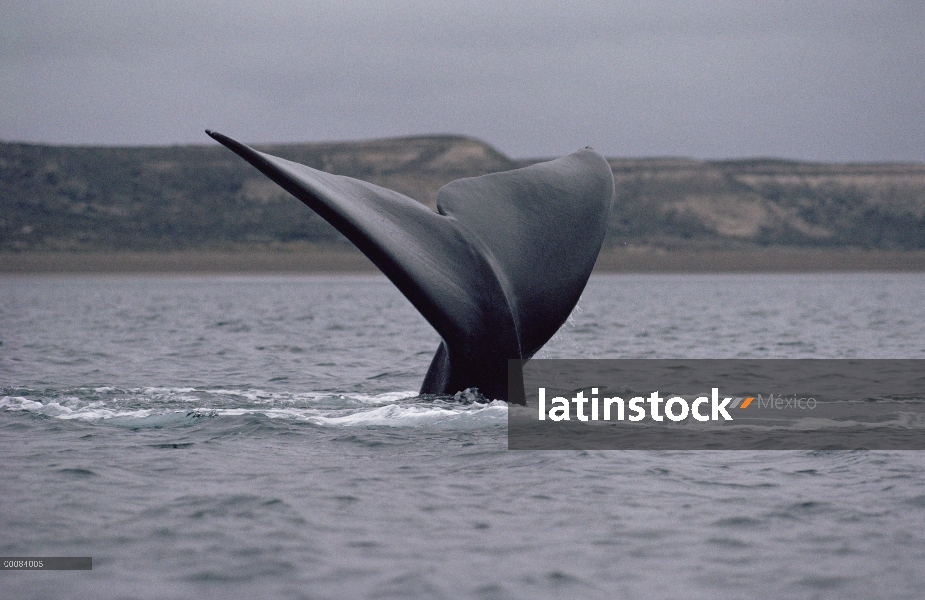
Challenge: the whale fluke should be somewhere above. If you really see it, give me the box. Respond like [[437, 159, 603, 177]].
[[206, 130, 614, 402]]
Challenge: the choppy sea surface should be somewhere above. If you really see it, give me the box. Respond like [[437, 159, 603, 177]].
[[2, 273, 925, 599]]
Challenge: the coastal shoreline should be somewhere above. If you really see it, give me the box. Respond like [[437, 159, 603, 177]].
[[4, 248, 925, 275]]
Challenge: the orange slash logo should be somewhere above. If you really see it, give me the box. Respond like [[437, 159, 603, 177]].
[[730, 397, 754, 409]]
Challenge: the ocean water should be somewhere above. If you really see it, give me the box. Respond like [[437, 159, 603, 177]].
[[2, 272, 925, 599]]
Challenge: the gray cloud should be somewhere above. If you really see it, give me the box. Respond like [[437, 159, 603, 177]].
[[1, 0, 923, 161]]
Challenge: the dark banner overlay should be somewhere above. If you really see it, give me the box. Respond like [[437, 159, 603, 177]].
[[508, 360, 925, 450], [2, 557, 92, 570]]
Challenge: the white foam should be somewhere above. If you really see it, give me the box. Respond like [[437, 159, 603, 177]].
[[1, 396, 147, 420], [141, 386, 197, 394], [305, 401, 508, 428], [204, 389, 282, 401], [1, 396, 43, 411], [2, 391, 506, 429], [200, 388, 416, 405], [350, 391, 421, 405]]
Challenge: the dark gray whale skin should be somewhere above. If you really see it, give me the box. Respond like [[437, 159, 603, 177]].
[[206, 130, 614, 402]]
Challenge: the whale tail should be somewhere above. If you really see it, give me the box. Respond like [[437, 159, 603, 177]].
[[206, 130, 613, 402]]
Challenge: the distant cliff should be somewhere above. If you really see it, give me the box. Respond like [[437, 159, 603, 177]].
[[604, 157, 925, 249], [2, 136, 924, 251]]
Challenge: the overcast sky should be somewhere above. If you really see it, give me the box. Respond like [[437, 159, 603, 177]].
[[2, 1, 922, 161]]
